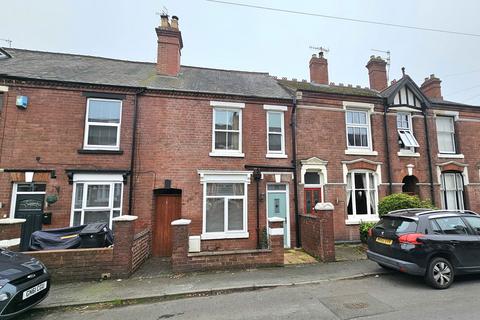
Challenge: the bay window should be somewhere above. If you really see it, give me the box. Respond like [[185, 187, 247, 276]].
[[346, 171, 378, 221], [71, 174, 123, 228], [441, 172, 464, 210], [84, 98, 122, 150]]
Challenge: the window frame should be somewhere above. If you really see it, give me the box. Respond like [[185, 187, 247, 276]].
[[345, 109, 372, 150], [70, 174, 123, 229], [200, 171, 251, 240], [440, 172, 465, 211], [396, 112, 419, 150], [266, 111, 286, 157], [346, 170, 379, 223], [210, 102, 244, 157], [83, 98, 122, 151], [436, 116, 456, 154]]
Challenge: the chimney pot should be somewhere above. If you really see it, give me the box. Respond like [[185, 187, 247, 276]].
[[171, 16, 179, 29], [160, 14, 170, 28], [366, 56, 388, 91]]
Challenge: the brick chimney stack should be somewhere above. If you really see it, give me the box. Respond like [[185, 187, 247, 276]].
[[156, 15, 183, 76], [309, 52, 329, 85], [420, 74, 443, 100], [366, 56, 388, 92]]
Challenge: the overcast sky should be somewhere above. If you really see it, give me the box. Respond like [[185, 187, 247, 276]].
[[1, 0, 479, 105]]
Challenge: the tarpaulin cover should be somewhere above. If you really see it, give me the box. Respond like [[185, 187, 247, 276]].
[[29, 224, 114, 251]]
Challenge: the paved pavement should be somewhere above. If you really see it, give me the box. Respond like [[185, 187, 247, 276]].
[[35, 259, 385, 310], [25, 272, 480, 319]]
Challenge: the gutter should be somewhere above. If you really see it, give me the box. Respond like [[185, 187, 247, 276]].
[[383, 99, 393, 194], [128, 88, 147, 216], [422, 103, 435, 204]]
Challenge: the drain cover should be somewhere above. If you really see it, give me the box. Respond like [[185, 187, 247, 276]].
[[320, 293, 392, 320]]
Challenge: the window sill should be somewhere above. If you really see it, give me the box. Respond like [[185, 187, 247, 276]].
[[201, 232, 249, 240], [266, 153, 288, 159], [78, 149, 123, 155], [345, 217, 379, 225], [437, 153, 464, 159], [209, 151, 245, 158], [344, 149, 378, 156], [397, 151, 420, 158]]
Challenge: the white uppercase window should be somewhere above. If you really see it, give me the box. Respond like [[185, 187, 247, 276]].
[[346, 110, 371, 149], [397, 112, 419, 149], [267, 111, 285, 155], [210, 102, 245, 157], [436, 116, 456, 154], [84, 98, 122, 150]]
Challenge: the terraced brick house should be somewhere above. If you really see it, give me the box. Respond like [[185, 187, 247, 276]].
[[0, 14, 479, 269]]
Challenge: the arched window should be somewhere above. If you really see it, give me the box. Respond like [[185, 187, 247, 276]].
[[402, 175, 419, 196]]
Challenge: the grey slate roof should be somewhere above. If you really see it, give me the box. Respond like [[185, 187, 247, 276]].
[[0, 48, 292, 100]]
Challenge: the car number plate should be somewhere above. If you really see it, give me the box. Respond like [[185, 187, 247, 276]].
[[376, 237, 393, 246], [22, 281, 47, 300]]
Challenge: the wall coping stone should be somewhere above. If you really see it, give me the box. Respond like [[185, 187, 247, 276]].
[[113, 215, 138, 222], [0, 218, 26, 224], [171, 219, 192, 226], [268, 217, 285, 223], [24, 247, 113, 254], [0, 238, 20, 247], [188, 248, 272, 257], [314, 202, 334, 211]]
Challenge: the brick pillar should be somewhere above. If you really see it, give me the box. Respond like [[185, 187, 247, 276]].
[[315, 203, 335, 262], [112, 215, 137, 278], [171, 219, 191, 273], [0, 218, 25, 251], [268, 217, 284, 266]]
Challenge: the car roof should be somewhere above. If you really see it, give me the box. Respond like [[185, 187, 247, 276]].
[[385, 209, 479, 220]]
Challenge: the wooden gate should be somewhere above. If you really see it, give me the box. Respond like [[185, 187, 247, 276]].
[[152, 193, 181, 257]]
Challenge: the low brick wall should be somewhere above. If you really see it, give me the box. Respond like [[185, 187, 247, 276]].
[[171, 218, 284, 273], [300, 203, 335, 262], [26, 248, 114, 282], [0, 215, 151, 282], [132, 228, 151, 273]]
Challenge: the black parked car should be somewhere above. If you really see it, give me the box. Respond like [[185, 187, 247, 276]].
[[0, 249, 50, 318], [367, 209, 480, 289]]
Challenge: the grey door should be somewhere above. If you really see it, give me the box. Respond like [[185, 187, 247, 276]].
[[13, 184, 45, 251]]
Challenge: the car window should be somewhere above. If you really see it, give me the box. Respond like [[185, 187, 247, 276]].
[[434, 217, 469, 235], [375, 217, 417, 234], [430, 220, 444, 235], [464, 217, 480, 235]]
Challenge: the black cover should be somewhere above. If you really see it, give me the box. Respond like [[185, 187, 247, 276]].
[[79, 223, 112, 248], [79, 222, 108, 235], [29, 224, 114, 251]]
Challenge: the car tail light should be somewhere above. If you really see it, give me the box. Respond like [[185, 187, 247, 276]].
[[398, 233, 424, 245]]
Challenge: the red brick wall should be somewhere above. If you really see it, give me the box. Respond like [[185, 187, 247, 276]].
[[300, 210, 335, 262], [132, 228, 151, 272], [0, 84, 134, 228], [133, 94, 294, 250], [171, 220, 284, 273]]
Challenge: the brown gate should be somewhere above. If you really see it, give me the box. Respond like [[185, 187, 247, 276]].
[[153, 192, 182, 257]]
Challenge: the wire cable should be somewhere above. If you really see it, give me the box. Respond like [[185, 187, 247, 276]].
[[205, 0, 480, 38]]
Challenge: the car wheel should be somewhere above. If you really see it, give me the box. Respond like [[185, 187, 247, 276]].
[[426, 257, 454, 289]]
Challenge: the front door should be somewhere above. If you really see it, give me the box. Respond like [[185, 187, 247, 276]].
[[12, 183, 46, 251], [152, 194, 182, 257], [267, 184, 289, 248]]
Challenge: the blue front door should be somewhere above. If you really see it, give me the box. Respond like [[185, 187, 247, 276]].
[[267, 185, 289, 248]]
